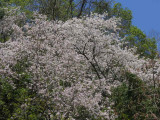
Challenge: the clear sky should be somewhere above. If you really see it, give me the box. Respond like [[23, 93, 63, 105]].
[[115, 0, 160, 51], [115, 0, 160, 34]]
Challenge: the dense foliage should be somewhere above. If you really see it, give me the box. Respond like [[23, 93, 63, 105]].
[[111, 72, 160, 120], [0, 2, 160, 120]]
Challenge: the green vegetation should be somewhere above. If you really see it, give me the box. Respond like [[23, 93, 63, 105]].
[[0, 59, 49, 119], [111, 72, 160, 120]]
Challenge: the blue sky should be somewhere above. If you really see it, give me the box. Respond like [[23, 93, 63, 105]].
[[114, 0, 160, 50], [115, 0, 160, 34]]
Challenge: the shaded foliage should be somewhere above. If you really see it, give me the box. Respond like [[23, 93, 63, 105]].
[[111, 72, 160, 120]]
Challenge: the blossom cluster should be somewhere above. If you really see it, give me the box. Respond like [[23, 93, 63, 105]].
[[0, 9, 160, 119]]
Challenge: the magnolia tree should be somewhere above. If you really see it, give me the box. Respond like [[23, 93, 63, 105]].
[[0, 8, 160, 119]]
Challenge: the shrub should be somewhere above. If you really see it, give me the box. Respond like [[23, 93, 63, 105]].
[[111, 72, 159, 120]]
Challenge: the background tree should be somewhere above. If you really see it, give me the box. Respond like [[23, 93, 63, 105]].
[[148, 30, 160, 57], [92, 0, 112, 15], [111, 72, 160, 120], [126, 26, 158, 59], [35, 0, 75, 20]]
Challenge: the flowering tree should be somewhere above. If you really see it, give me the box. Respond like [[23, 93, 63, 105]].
[[0, 7, 160, 119]]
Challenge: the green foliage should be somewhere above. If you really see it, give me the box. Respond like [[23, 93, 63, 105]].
[[111, 3, 132, 37], [59, 80, 71, 87], [126, 26, 158, 58], [1, 0, 33, 20], [73, 106, 92, 120], [0, 59, 32, 119], [111, 71, 159, 120], [0, 34, 10, 43], [9, 0, 33, 8], [0, 58, 51, 119], [0, 8, 5, 19], [0, 6, 8, 43], [72, 106, 103, 120], [0, 75, 31, 119], [35, 0, 77, 21], [92, 0, 112, 15]]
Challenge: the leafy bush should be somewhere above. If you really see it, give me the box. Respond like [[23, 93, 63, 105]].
[[0, 58, 51, 119], [111, 72, 160, 120]]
